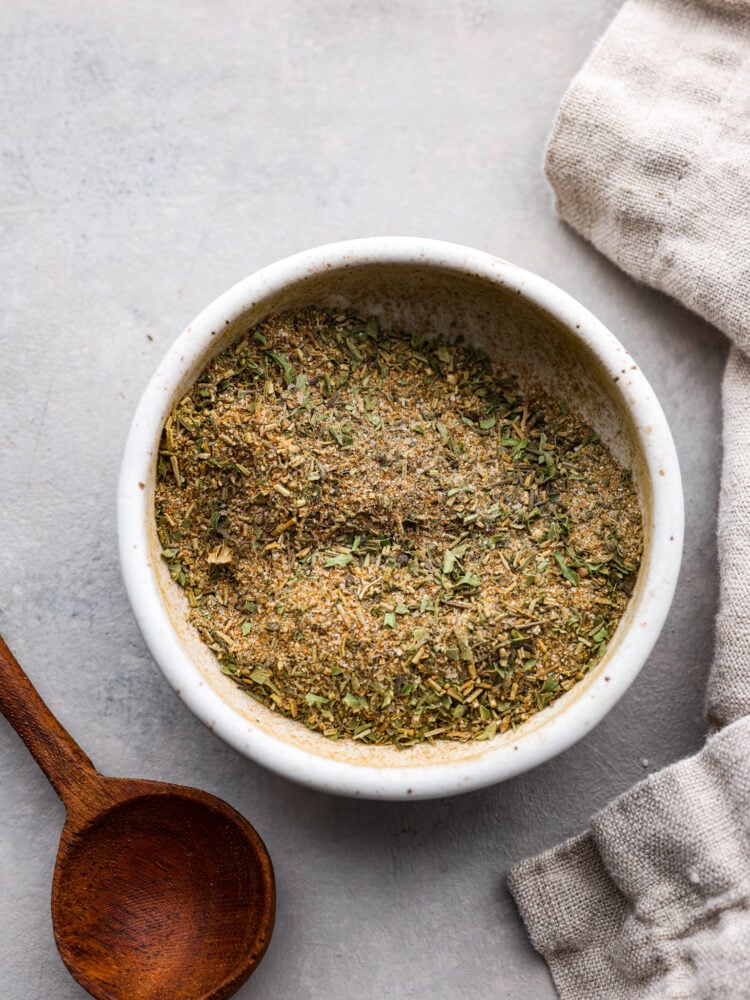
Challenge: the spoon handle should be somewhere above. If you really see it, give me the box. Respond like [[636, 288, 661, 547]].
[[0, 635, 99, 809]]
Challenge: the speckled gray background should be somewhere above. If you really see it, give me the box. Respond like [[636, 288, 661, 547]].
[[0, 2, 726, 997]]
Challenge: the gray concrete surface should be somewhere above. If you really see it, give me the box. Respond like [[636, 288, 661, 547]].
[[0, 2, 727, 997]]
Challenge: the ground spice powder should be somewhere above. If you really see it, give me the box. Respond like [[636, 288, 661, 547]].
[[155, 307, 642, 746]]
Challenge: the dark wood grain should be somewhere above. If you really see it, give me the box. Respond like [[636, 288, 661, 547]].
[[0, 635, 275, 1000]]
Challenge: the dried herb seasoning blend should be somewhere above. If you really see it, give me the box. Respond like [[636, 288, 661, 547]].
[[155, 307, 642, 746]]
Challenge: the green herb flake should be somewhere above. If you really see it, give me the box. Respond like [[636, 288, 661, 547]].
[[268, 351, 295, 384], [323, 552, 354, 568], [554, 552, 579, 586]]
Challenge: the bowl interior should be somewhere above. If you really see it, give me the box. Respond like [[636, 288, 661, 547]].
[[141, 254, 662, 777]]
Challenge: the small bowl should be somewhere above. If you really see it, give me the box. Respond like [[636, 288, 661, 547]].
[[118, 238, 683, 800]]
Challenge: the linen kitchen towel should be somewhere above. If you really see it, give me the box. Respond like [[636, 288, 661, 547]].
[[509, 2, 750, 997]]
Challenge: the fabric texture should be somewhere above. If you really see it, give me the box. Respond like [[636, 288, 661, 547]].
[[509, 2, 750, 996]]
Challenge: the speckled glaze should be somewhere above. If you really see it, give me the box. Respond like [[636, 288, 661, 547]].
[[118, 238, 683, 800]]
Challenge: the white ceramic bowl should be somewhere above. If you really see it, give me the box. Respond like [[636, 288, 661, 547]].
[[118, 237, 683, 800]]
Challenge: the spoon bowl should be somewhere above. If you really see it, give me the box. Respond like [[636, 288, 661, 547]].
[[53, 782, 274, 1000], [0, 636, 275, 1000]]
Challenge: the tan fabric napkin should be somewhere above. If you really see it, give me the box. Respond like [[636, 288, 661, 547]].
[[508, 2, 750, 996]]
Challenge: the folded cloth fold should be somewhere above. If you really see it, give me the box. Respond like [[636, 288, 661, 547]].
[[510, 717, 750, 998], [545, 0, 750, 356], [509, 2, 750, 996]]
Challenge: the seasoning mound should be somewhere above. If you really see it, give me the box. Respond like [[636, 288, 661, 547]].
[[155, 307, 642, 746]]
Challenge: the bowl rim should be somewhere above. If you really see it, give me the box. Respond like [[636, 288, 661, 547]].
[[118, 236, 684, 799]]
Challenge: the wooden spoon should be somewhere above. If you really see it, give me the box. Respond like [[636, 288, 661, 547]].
[[0, 635, 275, 1000]]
